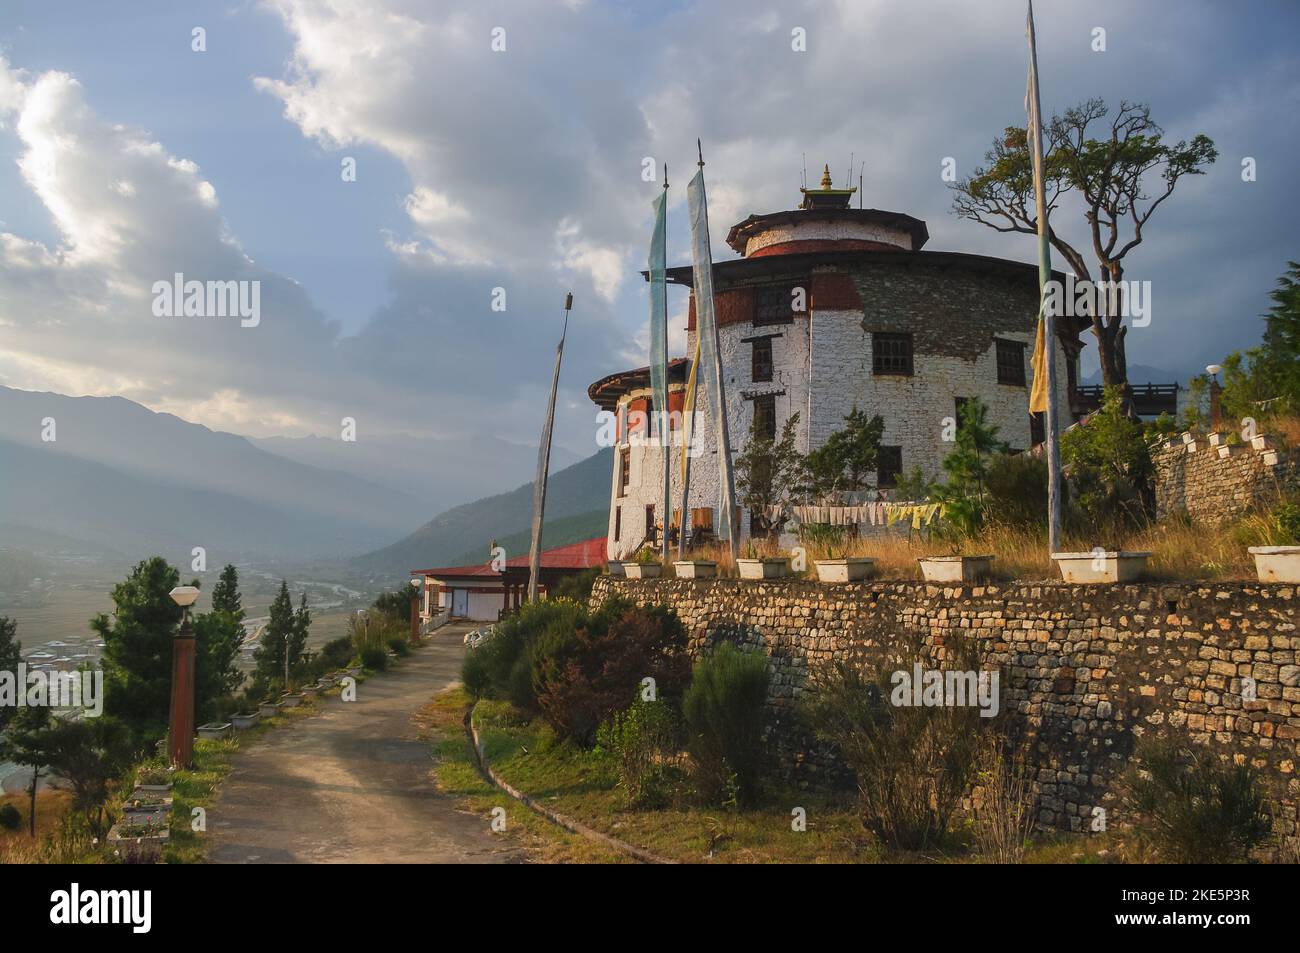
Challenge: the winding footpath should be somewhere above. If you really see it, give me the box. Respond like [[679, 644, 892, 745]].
[[208, 623, 523, 864]]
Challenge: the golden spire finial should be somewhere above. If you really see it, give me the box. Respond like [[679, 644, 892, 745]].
[[820, 164, 833, 190]]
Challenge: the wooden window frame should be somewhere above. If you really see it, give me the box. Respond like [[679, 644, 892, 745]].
[[872, 332, 914, 376], [996, 338, 1027, 387]]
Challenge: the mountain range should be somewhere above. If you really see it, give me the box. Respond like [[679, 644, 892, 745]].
[[354, 449, 612, 573], [0, 386, 593, 565]]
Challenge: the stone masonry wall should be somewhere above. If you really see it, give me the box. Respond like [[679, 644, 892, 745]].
[[1154, 435, 1299, 527], [592, 575, 1300, 836]]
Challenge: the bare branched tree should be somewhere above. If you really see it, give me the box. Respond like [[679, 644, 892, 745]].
[[951, 99, 1217, 392]]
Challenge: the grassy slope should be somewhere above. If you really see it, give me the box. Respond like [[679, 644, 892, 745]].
[[450, 509, 608, 566], [355, 449, 612, 573], [464, 698, 874, 864]]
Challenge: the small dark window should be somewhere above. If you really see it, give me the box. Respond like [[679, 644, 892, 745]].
[[877, 446, 903, 488], [618, 450, 629, 497], [754, 283, 802, 326], [997, 338, 1026, 386], [645, 504, 656, 538], [752, 337, 773, 383], [1029, 412, 1045, 446], [614, 507, 622, 541], [872, 333, 913, 376], [752, 393, 776, 441]]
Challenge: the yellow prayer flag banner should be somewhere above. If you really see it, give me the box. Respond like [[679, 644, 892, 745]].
[[1029, 310, 1049, 414]]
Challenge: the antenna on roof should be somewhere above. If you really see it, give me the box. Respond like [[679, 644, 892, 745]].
[[801, 152, 807, 189], [859, 161, 865, 209]]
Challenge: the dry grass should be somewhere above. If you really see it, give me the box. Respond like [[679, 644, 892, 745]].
[[0, 790, 85, 863], [660, 516, 1263, 583]]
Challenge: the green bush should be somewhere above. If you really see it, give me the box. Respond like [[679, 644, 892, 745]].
[[532, 602, 690, 746], [1060, 385, 1154, 533], [681, 643, 770, 807], [460, 600, 590, 708], [387, 636, 411, 657], [0, 803, 21, 830], [799, 633, 990, 851], [595, 697, 680, 807], [1125, 738, 1270, 863], [983, 453, 1051, 529], [319, 636, 354, 670], [359, 646, 388, 671], [551, 568, 600, 603], [1273, 500, 1300, 544], [461, 645, 492, 698]]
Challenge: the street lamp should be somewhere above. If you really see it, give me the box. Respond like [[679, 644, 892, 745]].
[[1206, 364, 1223, 431], [167, 585, 200, 769]]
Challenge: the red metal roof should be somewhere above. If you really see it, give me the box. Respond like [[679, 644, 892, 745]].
[[412, 536, 607, 579]]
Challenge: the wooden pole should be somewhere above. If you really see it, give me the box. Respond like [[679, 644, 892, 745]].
[[1027, 1, 1063, 554]]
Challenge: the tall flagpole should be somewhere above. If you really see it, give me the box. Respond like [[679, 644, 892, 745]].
[[659, 167, 671, 563], [677, 337, 699, 560], [1027, 0, 1063, 554], [527, 292, 573, 602], [687, 139, 738, 562]]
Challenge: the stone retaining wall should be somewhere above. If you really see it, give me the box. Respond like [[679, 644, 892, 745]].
[[592, 575, 1300, 837], [1154, 434, 1298, 526]]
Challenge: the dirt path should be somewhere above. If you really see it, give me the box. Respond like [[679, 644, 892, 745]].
[[208, 624, 523, 864]]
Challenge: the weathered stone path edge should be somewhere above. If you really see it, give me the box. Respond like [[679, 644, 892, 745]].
[[465, 705, 676, 865]]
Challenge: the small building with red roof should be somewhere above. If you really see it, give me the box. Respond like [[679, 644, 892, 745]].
[[412, 536, 607, 623]]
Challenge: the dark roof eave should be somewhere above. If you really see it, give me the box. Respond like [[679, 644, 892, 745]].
[[586, 356, 690, 408]]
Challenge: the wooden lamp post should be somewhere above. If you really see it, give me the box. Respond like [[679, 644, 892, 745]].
[[167, 585, 200, 769]]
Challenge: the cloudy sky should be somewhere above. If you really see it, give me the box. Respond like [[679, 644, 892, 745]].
[[0, 0, 1296, 459]]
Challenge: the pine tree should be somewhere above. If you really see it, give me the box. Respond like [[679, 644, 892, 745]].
[[289, 593, 311, 678], [195, 564, 245, 719], [0, 616, 21, 732], [210, 564, 244, 620], [92, 557, 183, 739], [802, 407, 885, 501], [254, 580, 295, 687], [736, 412, 803, 538], [935, 398, 1008, 536]]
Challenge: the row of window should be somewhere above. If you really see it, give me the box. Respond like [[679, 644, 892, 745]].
[[613, 505, 715, 542], [744, 330, 1028, 386]]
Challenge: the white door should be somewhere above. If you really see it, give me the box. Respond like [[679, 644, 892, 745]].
[[452, 589, 469, 617]]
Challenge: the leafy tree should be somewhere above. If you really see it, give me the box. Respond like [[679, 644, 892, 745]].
[[1220, 261, 1300, 423], [371, 585, 417, 625], [735, 411, 804, 538], [952, 99, 1216, 392], [92, 557, 184, 740], [254, 580, 296, 687], [0, 706, 49, 836], [1060, 385, 1154, 533], [0, 616, 21, 733], [11, 716, 132, 838], [194, 564, 245, 721], [802, 407, 885, 502]]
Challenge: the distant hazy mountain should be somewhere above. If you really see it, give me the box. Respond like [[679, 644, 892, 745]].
[[450, 509, 609, 567], [0, 386, 425, 559], [1081, 363, 1186, 386], [356, 448, 612, 572], [252, 431, 578, 511]]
